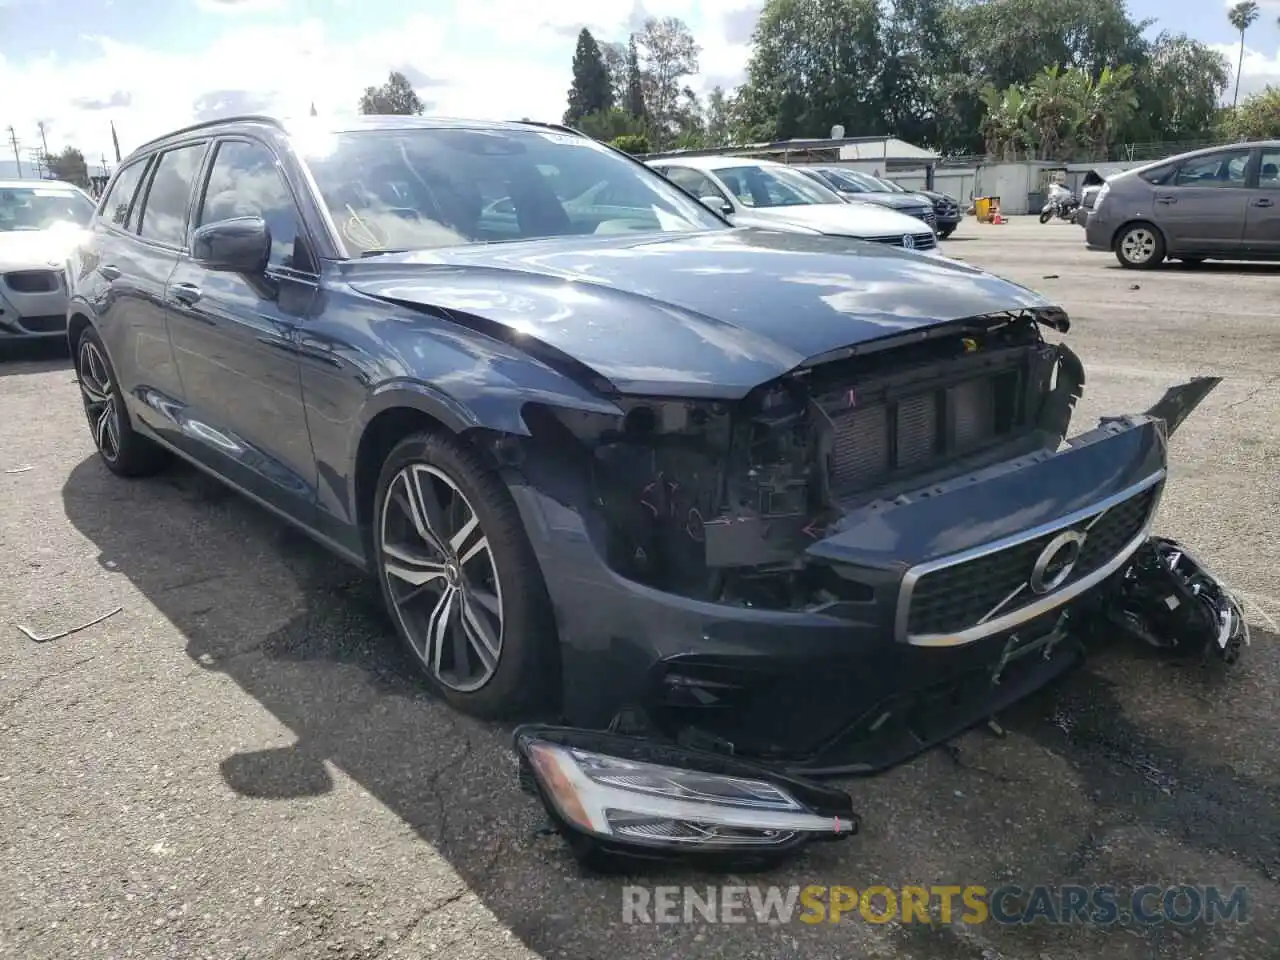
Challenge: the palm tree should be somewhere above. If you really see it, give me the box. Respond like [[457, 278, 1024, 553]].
[[1228, 1, 1260, 109]]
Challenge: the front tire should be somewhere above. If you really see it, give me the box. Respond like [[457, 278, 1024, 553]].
[[372, 431, 556, 719], [75, 326, 169, 477], [1114, 222, 1166, 269], [1039, 209, 1053, 224], [938, 226, 955, 240]]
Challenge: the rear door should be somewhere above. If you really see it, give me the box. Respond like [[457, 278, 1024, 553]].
[[80, 151, 192, 438], [1155, 148, 1252, 254], [1243, 145, 1280, 256], [164, 136, 320, 521]]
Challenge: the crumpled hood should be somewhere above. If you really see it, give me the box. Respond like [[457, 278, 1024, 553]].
[[736, 202, 929, 238], [344, 228, 1058, 398], [0, 224, 87, 270]]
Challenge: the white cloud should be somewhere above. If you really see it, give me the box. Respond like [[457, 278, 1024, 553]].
[[1210, 40, 1280, 100], [0, 0, 759, 164]]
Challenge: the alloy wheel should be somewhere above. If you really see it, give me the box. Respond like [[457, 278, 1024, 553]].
[[380, 463, 504, 692], [1120, 228, 1156, 264], [78, 340, 121, 463]]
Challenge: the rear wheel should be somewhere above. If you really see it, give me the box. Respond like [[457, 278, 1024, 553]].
[[1114, 223, 1165, 269], [75, 326, 169, 477], [373, 430, 556, 718]]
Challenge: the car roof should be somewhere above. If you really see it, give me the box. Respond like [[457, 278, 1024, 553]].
[[126, 114, 590, 162], [647, 155, 789, 172]]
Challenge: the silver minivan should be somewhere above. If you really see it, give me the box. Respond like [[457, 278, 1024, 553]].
[[1084, 140, 1280, 268]]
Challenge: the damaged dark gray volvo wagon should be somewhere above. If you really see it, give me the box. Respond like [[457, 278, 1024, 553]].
[[67, 116, 1246, 869]]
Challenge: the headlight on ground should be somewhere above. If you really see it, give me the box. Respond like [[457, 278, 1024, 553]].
[[515, 727, 858, 868]]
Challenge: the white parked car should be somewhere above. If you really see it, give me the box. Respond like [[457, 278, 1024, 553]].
[[0, 179, 96, 342], [646, 156, 942, 255]]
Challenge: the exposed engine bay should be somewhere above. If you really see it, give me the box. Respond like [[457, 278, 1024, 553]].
[[524, 309, 1079, 610]]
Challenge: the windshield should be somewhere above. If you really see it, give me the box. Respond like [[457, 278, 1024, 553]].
[[713, 164, 842, 208], [838, 169, 895, 194], [297, 127, 726, 255], [0, 185, 95, 232]]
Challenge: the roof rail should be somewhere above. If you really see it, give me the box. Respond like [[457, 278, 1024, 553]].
[[508, 119, 590, 138], [129, 115, 285, 157]]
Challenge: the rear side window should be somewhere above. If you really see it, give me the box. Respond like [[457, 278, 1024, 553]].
[[197, 140, 301, 269], [666, 167, 727, 202], [137, 144, 207, 246], [99, 158, 150, 230]]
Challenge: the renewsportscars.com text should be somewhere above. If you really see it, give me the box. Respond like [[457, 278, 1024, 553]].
[[621, 884, 1249, 926]]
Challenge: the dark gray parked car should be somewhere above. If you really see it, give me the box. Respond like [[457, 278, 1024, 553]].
[[1084, 141, 1280, 268]]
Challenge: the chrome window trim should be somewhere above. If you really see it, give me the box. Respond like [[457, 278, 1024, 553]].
[[895, 469, 1166, 648]]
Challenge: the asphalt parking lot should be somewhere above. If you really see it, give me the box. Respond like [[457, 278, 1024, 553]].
[[2, 216, 1278, 960]]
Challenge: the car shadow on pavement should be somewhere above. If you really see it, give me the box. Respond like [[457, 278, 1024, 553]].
[[1105, 261, 1280, 275], [60, 454, 1280, 959], [0, 338, 71, 375]]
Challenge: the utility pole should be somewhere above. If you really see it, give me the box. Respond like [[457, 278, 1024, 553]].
[[5, 126, 21, 178], [37, 120, 49, 157]]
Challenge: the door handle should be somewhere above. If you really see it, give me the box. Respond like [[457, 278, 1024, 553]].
[[170, 282, 202, 305], [1253, 198, 1275, 208], [97, 264, 121, 280], [1155, 196, 1177, 205]]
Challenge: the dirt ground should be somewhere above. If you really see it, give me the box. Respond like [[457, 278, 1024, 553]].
[[2, 217, 1278, 960]]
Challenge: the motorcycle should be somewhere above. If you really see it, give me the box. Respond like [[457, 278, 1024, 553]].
[[1039, 182, 1080, 223]]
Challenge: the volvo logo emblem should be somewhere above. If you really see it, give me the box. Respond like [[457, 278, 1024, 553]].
[[901, 234, 916, 250], [1029, 530, 1086, 595]]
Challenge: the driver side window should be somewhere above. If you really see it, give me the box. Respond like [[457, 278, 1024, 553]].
[[1173, 151, 1250, 188], [197, 140, 305, 270]]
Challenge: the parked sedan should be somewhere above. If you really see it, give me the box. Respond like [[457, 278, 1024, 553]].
[[0, 179, 96, 342], [1085, 140, 1280, 268], [67, 115, 1244, 867], [881, 176, 964, 238], [795, 165, 937, 231], [648, 155, 939, 253]]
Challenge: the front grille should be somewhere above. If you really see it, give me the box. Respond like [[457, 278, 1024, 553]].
[[823, 365, 1018, 491], [936, 200, 959, 218], [4, 270, 61, 294], [866, 232, 936, 252], [903, 483, 1160, 640], [917, 210, 937, 229], [16, 314, 66, 333]]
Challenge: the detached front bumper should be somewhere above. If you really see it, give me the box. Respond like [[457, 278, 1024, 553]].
[[512, 376, 1247, 868]]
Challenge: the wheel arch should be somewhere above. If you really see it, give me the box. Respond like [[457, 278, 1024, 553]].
[[66, 302, 95, 355]]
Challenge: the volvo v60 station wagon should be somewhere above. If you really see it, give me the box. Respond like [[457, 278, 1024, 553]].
[[68, 116, 1245, 858]]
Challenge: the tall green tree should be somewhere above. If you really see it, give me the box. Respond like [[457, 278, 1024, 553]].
[[1127, 32, 1229, 143], [703, 86, 732, 146], [1227, 1, 1261, 109], [358, 71, 425, 115], [564, 29, 614, 125], [635, 17, 701, 147], [600, 41, 630, 108], [736, 0, 884, 141], [45, 147, 89, 188], [625, 36, 646, 119], [1221, 84, 1280, 139]]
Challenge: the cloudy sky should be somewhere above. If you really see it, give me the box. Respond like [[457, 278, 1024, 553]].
[[0, 0, 1277, 167]]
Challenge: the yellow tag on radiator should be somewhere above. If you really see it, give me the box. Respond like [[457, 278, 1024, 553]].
[[962, 337, 978, 353]]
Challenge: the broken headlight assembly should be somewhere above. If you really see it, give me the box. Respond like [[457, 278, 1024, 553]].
[[514, 725, 858, 871], [1105, 536, 1249, 665]]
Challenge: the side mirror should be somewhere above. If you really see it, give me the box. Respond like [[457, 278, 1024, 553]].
[[191, 216, 271, 274], [699, 195, 733, 217]]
